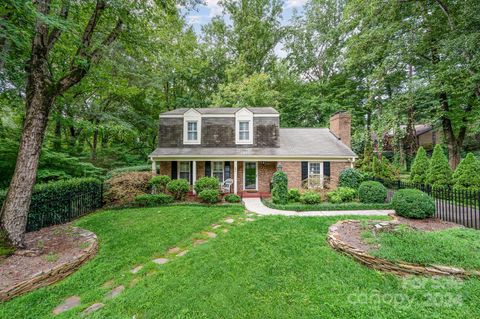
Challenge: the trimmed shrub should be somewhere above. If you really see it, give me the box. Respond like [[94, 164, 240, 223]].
[[392, 189, 435, 219], [105, 164, 151, 179], [300, 191, 322, 204], [149, 175, 171, 193], [167, 179, 190, 200], [358, 181, 387, 203], [224, 194, 241, 203], [327, 187, 357, 204], [194, 177, 219, 194], [410, 147, 430, 184], [339, 168, 365, 189], [134, 193, 174, 206], [271, 171, 289, 204], [426, 145, 452, 188], [104, 172, 151, 206], [452, 153, 480, 191], [198, 189, 220, 204], [288, 188, 301, 203]]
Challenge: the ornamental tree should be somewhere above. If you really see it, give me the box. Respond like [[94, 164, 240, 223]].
[[452, 153, 480, 191], [410, 147, 430, 184], [426, 145, 452, 188]]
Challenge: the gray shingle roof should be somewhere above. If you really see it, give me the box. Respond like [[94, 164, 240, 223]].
[[160, 107, 279, 116], [150, 128, 356, 159]]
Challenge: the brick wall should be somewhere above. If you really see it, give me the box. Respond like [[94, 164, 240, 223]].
[[159, 161, 172, 177], [278, 161, 302, 189], [329, 162, 351, 188], [330, 112, 352, 148]]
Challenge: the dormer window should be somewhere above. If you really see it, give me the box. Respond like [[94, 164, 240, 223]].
[[235, 108, 253, 144], [183, 109, 201, 144]]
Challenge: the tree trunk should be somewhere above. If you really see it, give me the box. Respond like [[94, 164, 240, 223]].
[[91, 126, 98, 162], [53, 119, 62, 151], [439, 92, 462, 169]]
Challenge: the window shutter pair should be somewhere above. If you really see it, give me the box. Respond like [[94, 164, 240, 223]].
[[204, 161, 230, 180], [301, 161, 330, 179]]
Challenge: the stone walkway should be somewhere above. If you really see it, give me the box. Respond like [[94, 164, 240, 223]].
[[243, 198, 394, 217]]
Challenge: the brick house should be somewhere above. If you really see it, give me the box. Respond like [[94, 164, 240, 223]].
[[149, 107, 357, 197]]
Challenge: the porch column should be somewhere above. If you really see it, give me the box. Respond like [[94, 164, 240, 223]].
[[192, 160, 197, 194], [233, 160, 238, 194], [151, 160, 157, 175]]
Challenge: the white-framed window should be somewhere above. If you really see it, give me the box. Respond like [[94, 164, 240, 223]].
[[178, 161, 190, 181], [186, 121, 198, 141], [235, 108, 253, 144], [212, 161, 224, 182], [183, 109, 201, 144], [308, 162, 324, 189]]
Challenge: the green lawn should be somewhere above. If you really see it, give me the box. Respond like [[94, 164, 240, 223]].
[[2, 206, 480, 318], [366, 226, 480, 270]]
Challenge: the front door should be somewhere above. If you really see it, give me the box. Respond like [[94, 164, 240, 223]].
[[244, 162, 257, 190]]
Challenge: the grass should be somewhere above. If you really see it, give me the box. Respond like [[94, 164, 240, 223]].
[[2, 206, 480, 318], [366, 226, 480, 270], [263, 199, 392, 211]]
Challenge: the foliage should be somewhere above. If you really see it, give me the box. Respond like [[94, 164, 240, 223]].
[[134, 194, 174, 206], [426, 145, 452, 188], [452, 153, 480, 191], [104, 172, 151, 206], [359, 156, 399, 180], [409, 147, 430, 184], [300, 191, 322, 204], [106, 165, 151, 180], [358, 181, 387, 203], [149, 175, 171, 194], [338, 168, 365, 189], [224, 194, 241, 203], [263, 199, 392, 211], [326, 187, 357, 204], [271, 171, 289, 204], [287, 188, 301, 203], [198, 189, 220, 204], [194, 177, 220, 194], [166, 179, 190, 200], [391, 189, 435, 219]]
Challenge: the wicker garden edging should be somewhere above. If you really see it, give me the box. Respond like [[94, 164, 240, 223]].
[[0, 227, 98, 302], [327, 220, 480, 278]]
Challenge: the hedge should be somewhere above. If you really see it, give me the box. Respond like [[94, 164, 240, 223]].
[[262, 199, 392, 211], [358, 181, 387, 203], [134, 193, 174, 206], [391, 189, 435, 219], [0, 178, 102, 231], [271, 171, 289, 204], [339, 168, 365, 189]]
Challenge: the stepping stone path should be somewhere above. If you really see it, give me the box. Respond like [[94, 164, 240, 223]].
[[102, 280, 114, 289], [153, 258, 169, 265], [129, 277, 140, 288], [52, 296, 81, 315], [177, 250, 188, 257], [106, 285, 125, 299], [245, 218, 255, 222], [225, 218, 235, 224], [222, 229, 229, 233], [168, 247, 181, 254], [82, 303, 104, 315], [212, 224, 222, 229], [204, 232, 217, 238], [194, 239, 207, 246], [130, 265, 143, 274]]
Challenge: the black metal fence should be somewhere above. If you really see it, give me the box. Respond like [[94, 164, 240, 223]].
[[27, 186, 103, 232], [371, 178, 480, 229]]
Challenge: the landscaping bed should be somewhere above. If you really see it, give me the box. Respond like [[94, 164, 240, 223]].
[[262, 199, 392, 211]]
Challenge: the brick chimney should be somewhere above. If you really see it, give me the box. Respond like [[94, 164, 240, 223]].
[[329, 111, 351, 148]]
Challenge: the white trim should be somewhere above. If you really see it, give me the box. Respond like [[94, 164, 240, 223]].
[[159, 113, 279, 119], [151, 155, 356, 161], [234, 160, 238, 194], [308, 161, 324, 189], [212, 161, 225, 182], [243, 161, 258, 191], [183, 109, 201, 145], [192, 161, 197, 194], [178, 161, 191, 181], [235, 108, 254, 145]]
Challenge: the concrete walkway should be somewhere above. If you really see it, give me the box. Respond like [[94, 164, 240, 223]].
[[243, 198, 394, 217]]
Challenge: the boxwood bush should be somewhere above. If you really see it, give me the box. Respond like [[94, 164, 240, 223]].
[[392, 189, 435, 219], [327, 187, 357, 203], [198, 189, 220, 204], [224, 194, 241, 203], [300, 191, 321, 204], [166, 179, 190, 200], [358, 181, 387, 203], [339, 168, 365, 189], [288, 188, 301, 203], [272, 171, 289, 204], [194, 177, 219, 194], [134, 193, 174, 206], [149, 175, 171, 193]]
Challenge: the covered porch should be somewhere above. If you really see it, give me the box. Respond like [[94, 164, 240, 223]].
[[150, 160, 277, 197]]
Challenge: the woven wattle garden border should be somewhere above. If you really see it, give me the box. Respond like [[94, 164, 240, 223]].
[[327, 220, 480, 278], [0, 227, 98, 302]]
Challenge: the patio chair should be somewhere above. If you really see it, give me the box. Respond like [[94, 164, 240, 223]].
[[221, 178, 233, 193]]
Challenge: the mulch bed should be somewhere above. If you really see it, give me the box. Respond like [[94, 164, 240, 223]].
[[335, 214, 463, 253], [0, 224, 95, 291]]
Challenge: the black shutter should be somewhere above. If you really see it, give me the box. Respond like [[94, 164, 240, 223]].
[[324, 161, 330, 177], [190, 161, 193, 185], [171, 161, 177, 180], [205, 161, 211, 177], [301, 161, 308, 181], [224, 161, 231, 180]]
